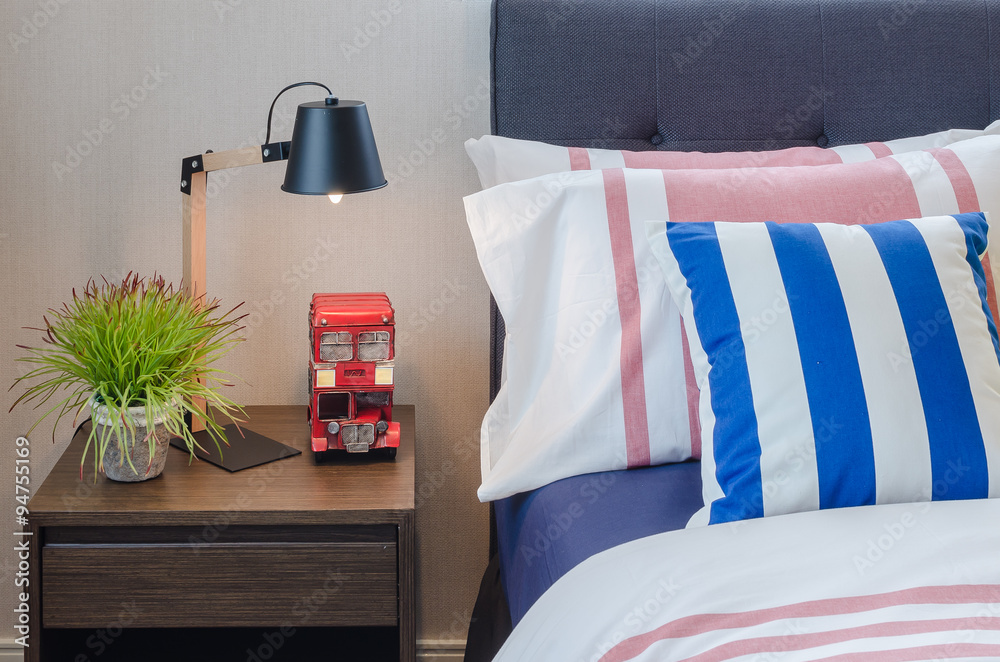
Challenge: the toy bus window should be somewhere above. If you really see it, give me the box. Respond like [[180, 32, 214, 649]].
[[317, 392, 351, 420], [357, 391, 390, 408], [320, 331, 353, 361], [359, 331, 390, 361]]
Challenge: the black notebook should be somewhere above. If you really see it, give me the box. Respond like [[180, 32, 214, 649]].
[[169, 424, 301, 472]]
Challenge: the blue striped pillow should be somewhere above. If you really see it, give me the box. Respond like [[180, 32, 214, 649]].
[[647, 213, 1000, 527]]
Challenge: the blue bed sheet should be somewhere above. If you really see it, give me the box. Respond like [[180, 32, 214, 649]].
[[495, 461, 703, 625]]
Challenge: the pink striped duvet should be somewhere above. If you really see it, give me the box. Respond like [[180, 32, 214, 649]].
[[493, 499, 1000, 661]]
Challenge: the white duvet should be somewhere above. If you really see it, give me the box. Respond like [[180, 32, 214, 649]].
[[494, 499, 1000, 661]]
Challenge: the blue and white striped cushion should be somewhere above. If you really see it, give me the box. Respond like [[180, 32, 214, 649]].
[[647, 213, 1000, 527]]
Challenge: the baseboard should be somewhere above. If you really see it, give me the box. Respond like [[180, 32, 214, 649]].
[[0, 637, 460, 661], [418, 638, 466, 661], [0, 640, 23, 661]]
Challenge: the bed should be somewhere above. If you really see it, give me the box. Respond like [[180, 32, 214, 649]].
[[462, 1, 1000, 660]]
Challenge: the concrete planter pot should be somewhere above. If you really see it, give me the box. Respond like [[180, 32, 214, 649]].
[[91, 401, 174, 482]]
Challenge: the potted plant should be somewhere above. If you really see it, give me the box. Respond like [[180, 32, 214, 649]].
[[10, 273, 245, 481]]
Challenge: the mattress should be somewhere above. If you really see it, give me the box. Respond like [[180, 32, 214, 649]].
[[494, 460, 702, 625]]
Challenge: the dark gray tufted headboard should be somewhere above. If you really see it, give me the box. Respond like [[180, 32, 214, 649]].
[[488, 0, 1000, 402]]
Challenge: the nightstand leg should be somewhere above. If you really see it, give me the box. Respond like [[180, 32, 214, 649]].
[[25, 523, 42, 662], [399, 513, 415, 662]]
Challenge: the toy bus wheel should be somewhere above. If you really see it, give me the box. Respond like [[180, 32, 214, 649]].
[[313, 450, 337, 464], [380, 447, 397, 460]]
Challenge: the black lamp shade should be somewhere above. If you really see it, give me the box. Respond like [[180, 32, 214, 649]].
[[281, 99, 387, 196]]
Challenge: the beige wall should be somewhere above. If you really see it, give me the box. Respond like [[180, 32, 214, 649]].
[[0, 0, 493, 652]]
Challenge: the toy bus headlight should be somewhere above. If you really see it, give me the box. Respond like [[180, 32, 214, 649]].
[[374, 366, 393, 385], [376, 420, 388, 434], [316, 369, 336, 387], [327, 421, 340, 435]]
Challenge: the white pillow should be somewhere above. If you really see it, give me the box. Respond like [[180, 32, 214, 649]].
[[465, 136, 1000, 502], [647, 214, 1000, 527], [466, 121, 1000, 188]]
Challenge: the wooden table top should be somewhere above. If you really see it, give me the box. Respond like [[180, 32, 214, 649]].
[[28, 405, 415, 528]]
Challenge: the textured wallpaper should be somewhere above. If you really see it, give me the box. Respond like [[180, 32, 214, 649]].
[[0, 0, 493, 652]]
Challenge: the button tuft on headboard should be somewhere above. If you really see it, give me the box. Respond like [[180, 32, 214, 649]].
[[650, 133, 664, 146], [816, 134, 830, 147]]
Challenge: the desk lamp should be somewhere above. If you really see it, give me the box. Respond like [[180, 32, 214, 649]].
[[180, 81, 386, 436]]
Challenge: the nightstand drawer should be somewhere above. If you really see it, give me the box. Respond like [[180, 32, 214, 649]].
[[42, 527, 398, 628]]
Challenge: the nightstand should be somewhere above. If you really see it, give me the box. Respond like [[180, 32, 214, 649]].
[[25, 405, 415, 662]]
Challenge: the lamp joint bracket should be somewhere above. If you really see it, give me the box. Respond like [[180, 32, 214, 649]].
[[180, 154, 206, 195], [261, 141, 291, 163]]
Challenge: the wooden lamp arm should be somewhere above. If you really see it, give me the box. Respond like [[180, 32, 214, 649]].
[[179, 143, 290, 430]]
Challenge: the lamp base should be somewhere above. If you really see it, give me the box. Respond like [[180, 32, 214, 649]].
[[170, 423, 301, 472]]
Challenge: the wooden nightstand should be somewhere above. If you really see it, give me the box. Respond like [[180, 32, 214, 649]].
[[25, 405, 415, 662]]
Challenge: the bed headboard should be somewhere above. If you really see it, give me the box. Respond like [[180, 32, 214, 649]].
[[488, 0, 1000, 402]]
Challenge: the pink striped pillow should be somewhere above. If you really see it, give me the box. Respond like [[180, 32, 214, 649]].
[[465, 122, 1000, 189], [465, 136, 1000, 502]]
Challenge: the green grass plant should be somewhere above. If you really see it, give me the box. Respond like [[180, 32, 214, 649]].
[[10, 273, 246, 479]]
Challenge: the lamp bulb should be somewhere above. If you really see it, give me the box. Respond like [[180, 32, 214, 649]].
[[328, 194, 344, 204]]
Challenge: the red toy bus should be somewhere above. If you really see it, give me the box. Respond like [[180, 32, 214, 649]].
[[308, 293, 400, 459]]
